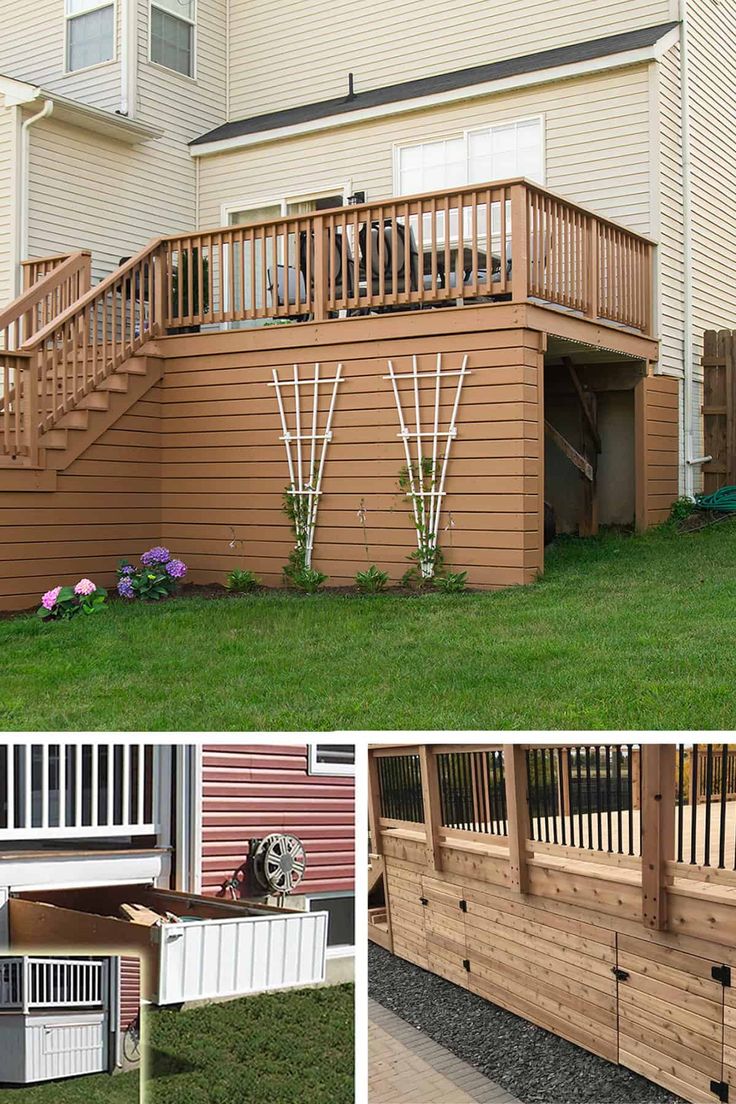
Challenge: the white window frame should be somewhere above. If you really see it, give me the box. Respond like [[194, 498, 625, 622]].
[[392, 113, 546, 196], [220, 181, 353, 228], [308, 745, 355, 777], [64, 0, 117, 76], [305, 890, 355, 952], [149, 0, 197, 80]]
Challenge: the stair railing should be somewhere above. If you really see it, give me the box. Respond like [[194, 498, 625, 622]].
[[0, 240, 167, 464], [0, 251, 91, 352]]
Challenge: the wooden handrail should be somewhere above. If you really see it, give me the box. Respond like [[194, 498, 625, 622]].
[[21, 254, 79, 291], [1, 251, 91, 350]]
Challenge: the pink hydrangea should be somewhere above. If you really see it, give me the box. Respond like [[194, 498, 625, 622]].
[[41, 586, 62, 611], [74, 578, 97, 597]]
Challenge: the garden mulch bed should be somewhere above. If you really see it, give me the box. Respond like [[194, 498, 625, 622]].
[[368, 944, 681, 1104]]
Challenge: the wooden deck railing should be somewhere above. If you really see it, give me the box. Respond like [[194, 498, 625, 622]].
[[21, 253, 82, 291], [163, 179, 654, 334], [0, 179, 654, 467]]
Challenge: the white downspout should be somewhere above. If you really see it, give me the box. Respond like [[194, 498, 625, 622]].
[[19, 98, 53, 281], [679, 0, 695, 497], [119, 0, 138, 117]]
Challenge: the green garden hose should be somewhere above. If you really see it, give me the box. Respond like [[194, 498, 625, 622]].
[[695, 486, 736, 511]]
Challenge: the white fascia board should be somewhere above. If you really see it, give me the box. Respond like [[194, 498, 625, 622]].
[[0, 848, 171, 892], [0, 75, 162, 144], [191, 34, 681, 159]]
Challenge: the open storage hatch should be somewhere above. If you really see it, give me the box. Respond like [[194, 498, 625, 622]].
[[7, 886, 328, 1005]]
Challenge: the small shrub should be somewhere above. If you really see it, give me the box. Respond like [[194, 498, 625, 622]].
[[117, 547, 187, 601], [37, 579, 107, 622], [355, 565, 389, 594], [286, 565, 327, 593], [225, 569, 260, 593], [433, 571, 467, 593], [668, 496, 696, 524]]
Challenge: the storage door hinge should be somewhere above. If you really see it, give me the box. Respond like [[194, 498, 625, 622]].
[[419, 896, 428, 906], [711, 1081, 729, 1102], [712, 965, 732, 987], [459, 899, 468, 912], [611, 967, 630, 982], [463, 959, 470, 972]]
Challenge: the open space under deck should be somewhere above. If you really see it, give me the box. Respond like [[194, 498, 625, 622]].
[[369, 745, 736, 1104], [0, 179, 676, 610]]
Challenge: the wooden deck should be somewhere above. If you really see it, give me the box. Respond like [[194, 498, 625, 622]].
[[370, 745, 736, 1104]]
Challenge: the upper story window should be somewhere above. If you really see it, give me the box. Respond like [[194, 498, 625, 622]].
[[66, 0, 115, 73], [150, 0, 196, 77], [308, 745, 355, 776], [396, 117, 544, 195]]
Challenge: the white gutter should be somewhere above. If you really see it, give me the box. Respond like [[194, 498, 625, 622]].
[[679, 1, 695, 496], [19, 98, 53, 271]]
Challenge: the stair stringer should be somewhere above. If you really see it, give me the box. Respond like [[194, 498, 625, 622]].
[[44, 356, 164, 472]]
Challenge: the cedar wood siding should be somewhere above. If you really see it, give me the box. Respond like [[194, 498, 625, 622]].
[[0, 387, 161, 611], [200, 746, 355, 897], [119, 957, 140, 1034], [227, 0, 676, 117]]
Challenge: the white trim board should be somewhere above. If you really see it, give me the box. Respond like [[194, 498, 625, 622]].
[[191, 31, 680, 159]]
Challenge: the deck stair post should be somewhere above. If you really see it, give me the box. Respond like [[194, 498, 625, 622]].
[[367, 749, 383, 862], [504, 744, 530, 894], [641, 744, 675, 931], [418, 746, 443, 872]]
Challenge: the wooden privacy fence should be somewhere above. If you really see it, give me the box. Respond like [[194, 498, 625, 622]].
[[702, 330, 736, 492]]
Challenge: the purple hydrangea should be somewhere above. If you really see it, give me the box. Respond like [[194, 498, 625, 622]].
[[74, 578, 97, 597], [117, 577, 135, 599], [41, 585, 62, 611], [140, 546, 170, 567], [120, 564, 135, 576], [165, 558, 187, 580]]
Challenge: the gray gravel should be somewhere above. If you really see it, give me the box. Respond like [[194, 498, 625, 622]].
[[369, 943, 683, 1104]]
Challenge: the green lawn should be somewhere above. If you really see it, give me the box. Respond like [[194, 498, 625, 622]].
[[1, 522, 736, 730], [144, 985, 354, 1104], [0, 1071, 138, 1103]]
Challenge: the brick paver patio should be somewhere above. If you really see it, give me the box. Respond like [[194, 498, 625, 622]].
[[369, 998, 522, 1104]]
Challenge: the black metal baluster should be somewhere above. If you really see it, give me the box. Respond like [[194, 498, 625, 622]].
[[676, 745, 684, 863], [559, 749, 567, 846], [596, 746, 603, 851], [605, 746, 612, 853], [691, 744, 699, 865], [585, 747, 594, 850], [719, 744, 728, 870], [627, 746, 635, 856], [615, 746, 623, 854], [704, 744, 714, 867], [576, 747, 584, 848]]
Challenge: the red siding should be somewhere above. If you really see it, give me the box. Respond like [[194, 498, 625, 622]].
[[200, 745, 354, 897], [119, 957, 140, 1034]]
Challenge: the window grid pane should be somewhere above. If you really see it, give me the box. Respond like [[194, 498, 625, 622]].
[[67, 5, 114, 71], [151, 7, 193, 76]]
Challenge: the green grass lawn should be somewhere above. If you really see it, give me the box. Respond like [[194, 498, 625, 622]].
[[144, 985, 354, 1104], [0, 1071, 138, 1103], [1, 522, 736, 730]]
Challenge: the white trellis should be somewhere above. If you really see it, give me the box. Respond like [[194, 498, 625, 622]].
[[385, 353, 470, 578], [269, 362, 343, 568]]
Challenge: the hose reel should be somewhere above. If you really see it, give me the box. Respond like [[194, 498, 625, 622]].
[[251, 834, 307, 896]]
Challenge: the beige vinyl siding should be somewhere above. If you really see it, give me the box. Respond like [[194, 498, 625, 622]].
[[687, 0, 736, 476], [25, 0, 227, 286], [0, 0, 122, 112], [0, 106, 16, 309], [199, 66, 654, 241], [228, 0, 677, 118]]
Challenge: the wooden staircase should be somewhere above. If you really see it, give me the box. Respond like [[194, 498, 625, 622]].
[[1, 241, 167, 478]]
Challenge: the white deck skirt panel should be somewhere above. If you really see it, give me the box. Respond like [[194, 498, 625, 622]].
[[0, 1012, 107, 1084], [156, 911, 329, 1004]]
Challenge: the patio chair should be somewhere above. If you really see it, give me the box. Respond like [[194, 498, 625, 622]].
[[358, 219, 420, 305]]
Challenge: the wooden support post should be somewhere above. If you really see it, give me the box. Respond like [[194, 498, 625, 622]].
[[557, 748, 571, 818], [634, 374, 648, 532], [631, 747, 641, 809], [367, 749, 383, 859], [419, 745, 443, 872], [313, 215, 328, 322], [510, 184, 529, 304], [504, 744, 530, 894], [641, 744, 675, 931]]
